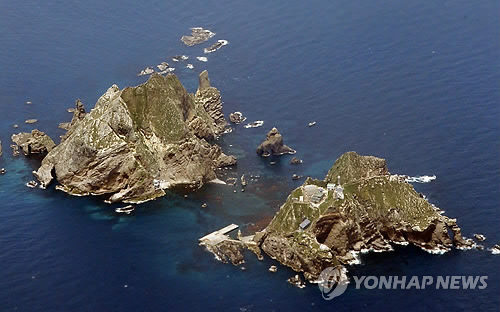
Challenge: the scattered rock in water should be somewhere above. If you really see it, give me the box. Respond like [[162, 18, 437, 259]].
[[491, 244, 500, 255], [226, 177, 237, 186], [292, 174, 302, 180], [240, 174, 247, 187], [290, 157, 303, 165], [158, 68, 175, 75], [10, 144, 20, 156], [181, 27, 215, 46], [156, 62, 169, 71], [474, 234, 486, 242], [201, 203, 208, 208], [67, 108, 75, 113], [186, 64, 194, 69], [269, 161, 276, 165], [137, 67, 154, 76], [240, 266, 247, 271], [196, 56, 208, 62], [13, 124, 19, 128], [11, 130, 56, 156], [256, 127, 296, 157], [25, 101, 32, 105], [26, 180, 38, 188], [25, 119, 38, 124], [204, 40, 229, 53], [308, 121, 316, 127], [0, 168, 6, 174], [172, 55, 189, 62], [244, 121, 264, 129], [241, 188, 245, 192], [229, 112, 247, 124], [269, 265, 277, 273], [58, 122, 71, 130], [287, 275, 306, 288], [476, 245, 484, 250]]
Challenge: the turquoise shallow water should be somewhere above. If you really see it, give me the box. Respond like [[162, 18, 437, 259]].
[[0, 0, 499, 311]]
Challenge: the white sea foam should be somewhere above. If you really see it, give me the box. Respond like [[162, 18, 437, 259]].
[[172, 55, 189, 62], [244, 120, 264, 128], [209, 178, 226, 185], [405, 175, 436, 183], [158, 68, 175, 75], [137, 66, 154, 76], [490, 246, 500, 255]]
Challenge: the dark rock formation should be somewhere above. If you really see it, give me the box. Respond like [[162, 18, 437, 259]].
[[256, 128, 296, 157], [258, 151, 473, 281], [204, 40, 228, 53], [33, 72, 235, 203], [181, 27, 215, 46], [290, 157, 302, 165], [229, 112, 246, 124], [11, 130, 56, 156]]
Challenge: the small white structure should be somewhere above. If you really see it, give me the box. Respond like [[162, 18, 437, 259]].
[[335, 185, 344, 200], [327, 182, 344, 200], [299, 195, 304, 202]]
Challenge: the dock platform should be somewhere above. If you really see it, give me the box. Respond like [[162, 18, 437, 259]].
[[199, 224, 239, 245]]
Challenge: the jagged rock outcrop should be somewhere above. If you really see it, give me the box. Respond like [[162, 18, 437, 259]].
[[11, 130, 56, 156], [33, 72, 235, 203], [290, 157, 302, 165], [194, 70, 226, 134], [257, 151, 473, 281], [59, 99, 86, 132], [256, 128, 296, 157], [229, 112, 246, 124], [181, 27, 215, 46]]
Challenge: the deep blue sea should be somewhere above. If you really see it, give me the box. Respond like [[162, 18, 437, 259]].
[[1, 0, 499, 311]]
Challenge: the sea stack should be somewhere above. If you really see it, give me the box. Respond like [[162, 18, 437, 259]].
[[256, 128, 296, 157]]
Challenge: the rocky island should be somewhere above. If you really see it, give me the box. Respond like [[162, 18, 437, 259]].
[[255, 152, 473, 281], [202, 152, 474, 282], [32, 71, 236, 203]]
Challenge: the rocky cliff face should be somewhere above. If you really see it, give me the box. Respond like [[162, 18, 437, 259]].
[[258, 151, 473, 281], [34, 72, 235, 203]]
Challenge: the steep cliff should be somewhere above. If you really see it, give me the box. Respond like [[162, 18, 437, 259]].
[[258, 152, 473, 281], [34, 72, 235, 203]]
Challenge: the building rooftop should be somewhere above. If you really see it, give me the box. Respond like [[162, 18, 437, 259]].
[[299, 219, 311, 230]]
